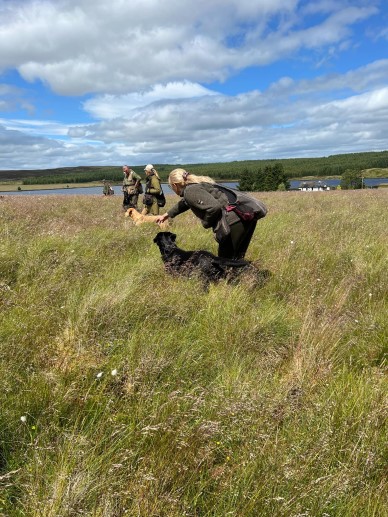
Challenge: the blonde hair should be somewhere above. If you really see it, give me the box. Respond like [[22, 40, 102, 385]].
[[147, 167, 161, 179], [168, 168, 214, 189]]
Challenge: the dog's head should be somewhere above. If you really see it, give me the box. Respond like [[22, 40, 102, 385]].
[[125, 207, 135, 218], [153, 231, 177, 245]]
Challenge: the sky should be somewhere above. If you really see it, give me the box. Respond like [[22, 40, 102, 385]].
[[0, 0, 387, 170]]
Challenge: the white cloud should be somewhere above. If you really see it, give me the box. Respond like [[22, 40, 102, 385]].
[[1, 58, 387, 169], [0, 0, 377, 95], [0, 1, 386, 169], [67, 126, 88, 138], [73, 60, 388, 143], [310, 87, 388, 118], [0, 123, 113, 170], [83, 81, 218, 119], [1, 118, 71, 138], [268, 59, 388, 96]]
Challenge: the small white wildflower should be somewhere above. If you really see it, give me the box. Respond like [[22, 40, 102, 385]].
[[369, 293, 372, 298], [317, 278, 321, 282], [111, 369, 118, 376], [20, 415, 27, 423], [71, 250, 75, 253], [290, 240, 294, 244], [60, 305, 65, 309], [96, 371, 103, 379], [354, 319, 359, 323]]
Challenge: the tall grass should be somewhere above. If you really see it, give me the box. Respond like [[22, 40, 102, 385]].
[[0, 191, 387, 516]]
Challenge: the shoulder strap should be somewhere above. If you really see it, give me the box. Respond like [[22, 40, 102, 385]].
[[213, 183, 238, 204]]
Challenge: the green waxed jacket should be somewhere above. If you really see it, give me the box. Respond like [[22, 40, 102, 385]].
[[123, 170, 142, 192], [167, 182, 240, 229], [143, 173, 161, 215], [145, 174, 161, 195]]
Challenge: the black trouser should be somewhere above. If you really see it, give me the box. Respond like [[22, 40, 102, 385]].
[[217, 219, 257, 259], [123, 192, 139, 209]]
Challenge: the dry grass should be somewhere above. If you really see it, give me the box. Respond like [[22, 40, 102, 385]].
[[0, 190, 387, 516]]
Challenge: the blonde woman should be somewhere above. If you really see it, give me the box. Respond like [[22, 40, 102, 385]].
[[143, 164, 162, 215], [157, 168, 265, 259]]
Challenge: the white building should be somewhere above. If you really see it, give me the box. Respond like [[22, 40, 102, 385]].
[[298, 180, 332, 191]]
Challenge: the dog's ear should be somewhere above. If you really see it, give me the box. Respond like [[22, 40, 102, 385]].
[[170, 232, 177, 241]]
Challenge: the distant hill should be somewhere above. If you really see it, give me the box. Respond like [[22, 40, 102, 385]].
[[1, 150, 388, 184], [0, 166, 119, 182]]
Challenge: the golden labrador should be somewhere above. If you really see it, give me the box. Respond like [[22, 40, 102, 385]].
[[125, 207, 169, 229]]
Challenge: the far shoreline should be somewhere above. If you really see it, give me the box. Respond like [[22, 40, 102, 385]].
[[1, 174, 388, 193], [0, 182, 108, 192], [0, 176, 336, 193], [0, 180, 236, 192]]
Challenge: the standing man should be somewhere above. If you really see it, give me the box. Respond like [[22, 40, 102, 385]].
[[122, 165, 142, 210]]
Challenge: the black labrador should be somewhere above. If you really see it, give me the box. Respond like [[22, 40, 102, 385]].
[[153, 231, 257, 284]]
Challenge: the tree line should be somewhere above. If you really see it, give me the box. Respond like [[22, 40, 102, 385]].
[[238, 164, 289, 191], [0, 149, 387, 185]]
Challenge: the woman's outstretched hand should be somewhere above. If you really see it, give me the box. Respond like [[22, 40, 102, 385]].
[[156, 213, 169, 224]]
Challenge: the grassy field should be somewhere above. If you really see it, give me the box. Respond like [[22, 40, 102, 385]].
[[0, 191, 387, 516]]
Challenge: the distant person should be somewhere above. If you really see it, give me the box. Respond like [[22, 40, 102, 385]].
[[156, 168, 267, 259], [102, 179, 110, 196], [103, 180, 114, 196], [122, 165, 142, 209], [143, 164, 162, 215]]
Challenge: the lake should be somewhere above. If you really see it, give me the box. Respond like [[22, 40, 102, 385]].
[[2, 178, 387, 196], [2, 182, 238, 196]]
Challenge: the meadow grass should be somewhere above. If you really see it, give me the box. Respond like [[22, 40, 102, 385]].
[[0, 191, 387, 516]]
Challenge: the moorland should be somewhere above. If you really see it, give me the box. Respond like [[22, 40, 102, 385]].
[[0, 190, 387, 516], [1, 150, 388, 189]]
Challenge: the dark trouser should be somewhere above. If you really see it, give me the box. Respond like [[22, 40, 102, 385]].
[[143, 198, 159, 215], [123, 192, 139, 209], [217, 219, 257, 259]]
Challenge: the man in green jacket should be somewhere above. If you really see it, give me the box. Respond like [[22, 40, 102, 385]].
[[122, 165, 142, 210]]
